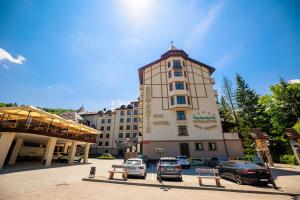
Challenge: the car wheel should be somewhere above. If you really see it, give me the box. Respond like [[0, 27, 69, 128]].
[[235, 175, 243, 185]]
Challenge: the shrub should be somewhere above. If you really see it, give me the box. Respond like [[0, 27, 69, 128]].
[[279, 154, 298, 165]]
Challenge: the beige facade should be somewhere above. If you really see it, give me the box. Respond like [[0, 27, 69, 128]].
[[138, 47, 243, 159], [81, 102, 140, 156]]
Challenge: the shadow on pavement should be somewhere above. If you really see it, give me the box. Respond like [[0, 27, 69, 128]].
[[0, 161, 91, 174]]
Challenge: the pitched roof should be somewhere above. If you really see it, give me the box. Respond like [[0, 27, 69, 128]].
[[138, 48, 215, 84]]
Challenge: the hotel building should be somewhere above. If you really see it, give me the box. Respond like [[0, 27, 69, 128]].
[[80, 101, 140, 156], [138, 46, 243, 159]]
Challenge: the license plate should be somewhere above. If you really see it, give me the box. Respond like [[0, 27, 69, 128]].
[[167, 168, 173, 171], [260, 179, 268, 181]]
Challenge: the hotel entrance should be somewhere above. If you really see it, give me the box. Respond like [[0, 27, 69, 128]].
[[179, 143, 190, 157]]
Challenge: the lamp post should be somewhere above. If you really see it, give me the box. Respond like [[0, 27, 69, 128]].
[[155, 147, 164, 183]]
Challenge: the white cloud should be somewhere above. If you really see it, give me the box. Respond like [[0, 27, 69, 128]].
[[184, 1, 223, 51], [110, 99, 131, 109], [0, 48, 26, 66], [288, 79, 300, 84]]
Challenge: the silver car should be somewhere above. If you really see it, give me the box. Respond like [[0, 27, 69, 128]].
[[157, 157, 182, 181]]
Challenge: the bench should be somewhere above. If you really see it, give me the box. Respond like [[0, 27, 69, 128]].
[[108, 164, 128, 181], [196, 168, 221, 187]]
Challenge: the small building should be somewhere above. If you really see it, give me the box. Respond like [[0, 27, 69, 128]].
[[138, 46, 243, 159], [0, 106, 100, 170]]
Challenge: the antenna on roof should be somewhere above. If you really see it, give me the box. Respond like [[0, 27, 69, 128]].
[[170, 40, 174, 47]]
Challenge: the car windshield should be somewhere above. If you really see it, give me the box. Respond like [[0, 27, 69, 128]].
[[126, 160, 141, 165], [160, 160, 178, 165], [238, 162, 265, 169]]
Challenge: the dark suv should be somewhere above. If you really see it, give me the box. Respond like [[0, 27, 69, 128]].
[[157, 157, 182, 181]]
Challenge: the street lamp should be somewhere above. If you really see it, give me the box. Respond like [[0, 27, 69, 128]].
[[155, 147, 164, 183]]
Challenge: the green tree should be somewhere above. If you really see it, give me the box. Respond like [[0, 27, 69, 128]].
[[235, 74, 259, 128], [294, 119, 300, 133]]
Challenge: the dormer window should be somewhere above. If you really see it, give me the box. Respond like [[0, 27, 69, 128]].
[[175, 82, 184, 90], [173, 60, 182, 68]]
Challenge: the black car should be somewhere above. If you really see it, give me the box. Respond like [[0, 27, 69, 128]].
[[218, 161, 270, 185], [207, 156, 228, 168]]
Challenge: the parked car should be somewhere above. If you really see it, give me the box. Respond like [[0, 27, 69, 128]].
[[207, 156, 229, 168], [60, 153, 83, 163], [157, 157, 182, 181], [123, 158, 147, 179], [176, 156, 191, 169], [218, 161, 270, 185], [52, 152, 63, 162], [19, 146, 45, 160], [137, 154, 149, 166]]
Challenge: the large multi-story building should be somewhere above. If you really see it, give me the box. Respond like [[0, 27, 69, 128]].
[[80, 101, 140, 156], [138, 46, 243, 159]]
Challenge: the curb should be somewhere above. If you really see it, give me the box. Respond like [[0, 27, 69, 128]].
[[82, 177, 299, 197]]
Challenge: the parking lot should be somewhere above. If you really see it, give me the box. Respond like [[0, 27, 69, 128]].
[[0, 159, 300, 200]]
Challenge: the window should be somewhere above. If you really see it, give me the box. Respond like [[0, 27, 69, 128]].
[[107, 119, 111, 123], [108, 112, 112, 116], [177, 111, 186, 120], [126, 125, 131, 130], [209, 142, 217, 151], [105, 141, 109, 146], [178, 126, 188, 136], [168, 71, 172, 78], [134, 117, 138, 122], [106, 126, 111, 131], [106, 134, 110, 138], [186, 83, 189, 90], [173, 60, 182, 68], [182, 61, 185, 67], [118, 133, 123, 138], [104, 149, 109, 153], [127, 110, 131, 115], [121, 111, 124, 116], [169, 83, 173, 91], [187, 97, 191, 105], [134, 110, 138, 115], [134, 102, 138, 107], [168, 61, 171, 68], [98, 142, 102, 146], [120, 118, 124, 123], [126, 133, 130, 138], [195, 143, 203, 151], [127, 118, 131, 123], [100, 126, 104, 131], [100, 134, 103, 138], [171, 96, 175, 105], [133, 133, 137, 138], [174, 70, 182, 77], [133, 125, 138, 130], [119, 126, 123, 130], [175, 82, 184, 90], [101, 119, 105, 124], [177, 96, 186, 104]]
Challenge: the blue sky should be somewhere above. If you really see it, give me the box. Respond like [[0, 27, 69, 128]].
[[0, 0, 299, 111]]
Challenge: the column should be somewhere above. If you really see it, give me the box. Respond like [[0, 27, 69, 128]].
[[0, 132, 15, 170], [63, 143, 69, 153], [43, 137, 57, 167], [8, 138, 23, 165], [83, 143, 90, 163], [68, 141, 78, 164]]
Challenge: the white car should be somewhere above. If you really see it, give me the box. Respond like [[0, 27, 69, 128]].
[[123, 158, 147, 179], [176, 156, 191, 169]]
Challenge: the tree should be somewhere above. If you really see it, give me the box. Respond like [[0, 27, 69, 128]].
[[294, 119, 300, 133], [235, 74, 259, 128], [222, 75, 240, 134]]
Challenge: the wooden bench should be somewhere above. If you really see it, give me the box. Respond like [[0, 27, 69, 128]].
[[108, 165, 128, 181], [196, 168, 221, 187]]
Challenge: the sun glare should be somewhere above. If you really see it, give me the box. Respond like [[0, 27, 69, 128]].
[[120, 0, 153, 25]]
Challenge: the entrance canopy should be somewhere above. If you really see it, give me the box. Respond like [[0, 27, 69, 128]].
[[0, 106, 100, 143]]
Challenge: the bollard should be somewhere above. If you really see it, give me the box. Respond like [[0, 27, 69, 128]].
[[89, 166, 96, 178]]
